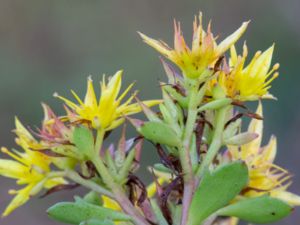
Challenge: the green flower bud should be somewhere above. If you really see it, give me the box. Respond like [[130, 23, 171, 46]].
[[212, 83, 226, 99], [224, 132, 258, 146], [198, 98, 232, 112], [223, 118, 242, 140]]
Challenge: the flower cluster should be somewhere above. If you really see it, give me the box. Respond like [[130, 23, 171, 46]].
[[0, 70, 160, 219], [0, 12, 299, 225]]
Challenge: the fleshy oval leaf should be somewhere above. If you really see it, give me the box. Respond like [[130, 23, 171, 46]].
[[139, 122, 181, 147], [72, 126, 94, 157], [217, 196, 292, 224], [188, 161, 249, 225], [47, 201, 131, 224]]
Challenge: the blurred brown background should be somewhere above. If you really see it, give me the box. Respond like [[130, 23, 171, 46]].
[[0, 1, 299, 224]]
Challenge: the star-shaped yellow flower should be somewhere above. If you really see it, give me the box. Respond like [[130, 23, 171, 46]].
[[0, 118, 66, 216], [139, 13, 248, 79], [211, 44, 279, 101], [55, 70, 161, 130], [227, 102, 300, 206]]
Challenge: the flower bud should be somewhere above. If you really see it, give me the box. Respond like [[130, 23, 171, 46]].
[[225, 132, 258, 146], [223, 118, 242, 140], [212, 84, 226, 99], [198, 98, 232, 112], [136, 97, 161, 122]]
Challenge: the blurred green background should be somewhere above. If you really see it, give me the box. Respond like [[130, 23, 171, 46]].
[[0, 1, 299, 224]]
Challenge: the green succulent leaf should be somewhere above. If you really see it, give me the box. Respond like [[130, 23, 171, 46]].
[[198, 98, 232, 112], [153, 163, 173, 174], [79, 219, 114, 225], [83, 191, 102, 205], [139, 121, 181, 147], [47, 201, 131, 224], [217, 196, 292, 224], [72, 126, 94, 158], [150, 199, 169, 225], [188, 161, 249, 225]]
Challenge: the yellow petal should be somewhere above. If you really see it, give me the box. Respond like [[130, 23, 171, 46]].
[[192, 13, 203, 52], [117, 82, 135, 103], [44, 177, 67, 189], [260, 135, 277, 163], [14, 117, 32, 138], [138, 32, 174, 60], [242, 101, 263, 154], [84, 77, 98, 107], [271, 191, 300, 206], [147, 178, 165, 198], [2, 184, 34, 217], [102, 195, 121, 211], [99, 71, 122, 111], [0, 159, 27, 179], [215, 21, 249, 56], [229, 45, 238, 66], [105, 118, 125, 131], [53, 93, 79, 110], [107, 70, 123, 100], [245, 44, 274, 78], [1, 147, 27, 166], [14, 117, 37, 149], [227, 217, 239, 225]]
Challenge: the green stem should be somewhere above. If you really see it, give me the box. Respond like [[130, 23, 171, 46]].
[[47, 171, 67, 179], [196, 105, 230, 180], [66, 170, 114, 199], [92, 156, 149, 225], [94, 128, 105, 154], [180, 107, 197, 181], [180, 81, 206, 225], [117, 148, 136, 183], [150, 199, 169, 225], [92, 129, 150, 225]]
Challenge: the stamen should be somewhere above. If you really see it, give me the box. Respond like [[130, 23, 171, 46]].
[[117, 82, 135, 103], [71, 90, 84, 105], [1, 147, 25, 164], [8, 189, 18, 195]]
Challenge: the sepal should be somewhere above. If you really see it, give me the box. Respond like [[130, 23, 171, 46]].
[[224, 132, 258, 146]]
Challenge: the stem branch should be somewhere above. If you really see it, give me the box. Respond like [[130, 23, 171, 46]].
[[92, 129, 150, 225], [180, 81, 206, 225], [196, 105, 229, 180], [66, 170, 114, 199]]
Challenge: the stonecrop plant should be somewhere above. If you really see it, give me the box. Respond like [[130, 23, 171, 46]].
[[1, 12, 299, 225]]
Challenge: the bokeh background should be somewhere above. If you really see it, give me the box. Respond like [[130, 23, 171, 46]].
[[0, 1, 299, 224]]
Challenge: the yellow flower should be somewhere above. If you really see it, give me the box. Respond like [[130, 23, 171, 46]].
[[211, 44, 279, 101], [102, 195, 122, 212], [14, 116, 43, 150], [139, 13, 248, 79], [55, 70, 161, 130], [0, 119, 66, 216], [228, 102, 300, 206]]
